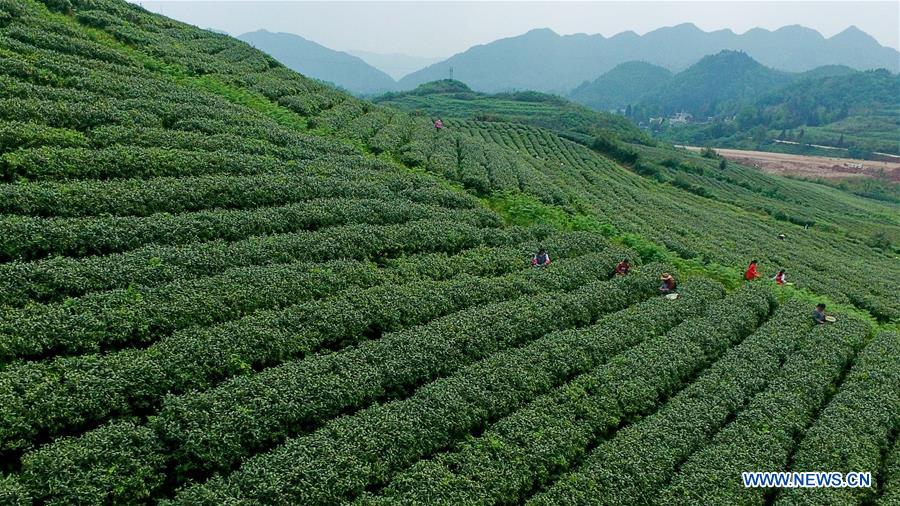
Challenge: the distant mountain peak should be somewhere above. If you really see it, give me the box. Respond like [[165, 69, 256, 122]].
[[610, 30, 639, 39], [839, 25, 866, 35], [699, 49, 758, 65], [832, 25, 879, 44], [522, 27, 559, 38], [773, 24, 822, 35], [658, 22, 704, 35]]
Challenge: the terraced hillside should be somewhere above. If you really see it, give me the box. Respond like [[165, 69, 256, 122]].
[[368, 81, 900, 321], [1, 0, 899, 505], [456, 121, 900, 321], [372, 79, 648, 143]]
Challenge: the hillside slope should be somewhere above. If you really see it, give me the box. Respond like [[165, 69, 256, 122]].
[[373, 79, 648, 142], [569, 61, 673, 111], [635, 50, 795, 119], [659, 67, 900, 155], [237, 29, 397, 95], [0, 1, 899, 505]]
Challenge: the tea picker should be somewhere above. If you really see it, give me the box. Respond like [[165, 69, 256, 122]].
[[532, 248, 551, 268], [744, 260, 761, 281], [660, 273, 678, 299], [813, 303, 836, 324], [772, 269, 786, 286]]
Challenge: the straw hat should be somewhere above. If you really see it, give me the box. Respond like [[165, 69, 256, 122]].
[[660, 273, 673, 280]]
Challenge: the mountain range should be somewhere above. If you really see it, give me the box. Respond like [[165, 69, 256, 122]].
[[237, 30, 397, 94], [239, 24, 898, 97], [400, 24, 899, 93]]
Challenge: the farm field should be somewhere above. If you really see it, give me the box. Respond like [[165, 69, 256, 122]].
[[679, 145, 900, 182], [372, 79, 648, 142], [0, 0, 899, 504], [368, 82, 900, 320]]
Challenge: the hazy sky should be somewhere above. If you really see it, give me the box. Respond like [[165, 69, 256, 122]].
[[137, 1, 900, 58]]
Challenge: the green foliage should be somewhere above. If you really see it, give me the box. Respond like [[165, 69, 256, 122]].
[[1, 145, 298, 181], [373, 80, 650, 143], [658, 68, 900, 156], [0, 169, 476, 218], [776, 330, 900, 505], [700, 146, 719, 158], [882, 439, 900, 505], [569, 60, 673, 111], [655, 316, 870, 505], [373, 285, 773, 505], [0, 476, 29, 506], [637, 50, 794, 120], [1, 1, 898, 503], [589, 131, 639, 164], [484, 191, 604, 232], [0, 120, 88, 154], [19, 420, 166, 505], [531, 303, 866, 505], [188, 74, 311, 129], [0, 209, 497, 308], [170, 261, 669, 502], [799, 175, 900, 205], [0, 233, 603, 454], [159, 250, 632, 476]]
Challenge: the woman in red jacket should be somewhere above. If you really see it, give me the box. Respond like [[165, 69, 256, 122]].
[[744, 260, 761, 281]]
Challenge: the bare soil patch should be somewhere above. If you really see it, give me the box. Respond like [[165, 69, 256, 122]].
[[681, 146, 900, 182]]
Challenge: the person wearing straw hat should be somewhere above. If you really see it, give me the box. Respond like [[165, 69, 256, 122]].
[[659, 272, 677, 295]]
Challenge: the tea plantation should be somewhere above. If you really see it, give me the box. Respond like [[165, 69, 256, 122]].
[[0, 0, 898, 504]]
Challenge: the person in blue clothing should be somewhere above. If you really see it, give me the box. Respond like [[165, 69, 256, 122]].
[[813, 303, 828, 324]]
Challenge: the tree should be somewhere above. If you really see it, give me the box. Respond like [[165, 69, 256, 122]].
[[751, 125, 767, 144]]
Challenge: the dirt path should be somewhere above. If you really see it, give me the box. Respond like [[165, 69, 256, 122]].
[[678, 146, 900, 182]]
